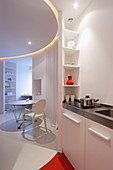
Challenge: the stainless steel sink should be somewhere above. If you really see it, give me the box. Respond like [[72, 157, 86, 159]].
[[96, 109, 113, 118]]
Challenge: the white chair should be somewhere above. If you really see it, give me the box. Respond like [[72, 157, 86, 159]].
[[23, 99, 47, 137]]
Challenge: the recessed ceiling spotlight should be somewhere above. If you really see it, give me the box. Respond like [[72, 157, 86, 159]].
[[28, 41, 32, 45], [73, 2, 79, 9], [68, 18, 73, 22]]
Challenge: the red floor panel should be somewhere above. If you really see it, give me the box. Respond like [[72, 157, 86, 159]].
[[39, 152, 74, 170]]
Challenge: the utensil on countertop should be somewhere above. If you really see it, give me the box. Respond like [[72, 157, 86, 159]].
[[77, 96, 99, 108]]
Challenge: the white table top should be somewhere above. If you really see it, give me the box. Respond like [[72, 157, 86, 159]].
[[8, 100, 36, 106]]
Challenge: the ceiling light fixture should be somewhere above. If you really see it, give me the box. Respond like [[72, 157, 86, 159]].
[[0, 0, 58, 60], [28, 41, 32, 45], [68, 18, 73, 22], [73, 2, 79, 9]]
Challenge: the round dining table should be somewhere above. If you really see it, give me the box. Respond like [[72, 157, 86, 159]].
[[8, 100, 36, 129]]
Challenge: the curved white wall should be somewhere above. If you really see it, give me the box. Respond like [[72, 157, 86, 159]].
[[32, 40, 58, 125], [77, 0, 113, 104]]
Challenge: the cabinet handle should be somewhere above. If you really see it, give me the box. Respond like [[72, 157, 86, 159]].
[[63, 113, 80, 124], [88, 128, 111, 142]]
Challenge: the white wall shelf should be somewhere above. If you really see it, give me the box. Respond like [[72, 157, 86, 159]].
[[5, 87, 16, 89], [5, 80, 16, 83], [4, 61, 16, 111], [63, 85, 80, 87], [62, 19, 80, 100], [63, 29, 79, 42], [63, 47, 79, 56], [5, 95, 16, 97], [5, 66, 16, 70], [5, 74, 16, 76], [63, 64, 80, 70]]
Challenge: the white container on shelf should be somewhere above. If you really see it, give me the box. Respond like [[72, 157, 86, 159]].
[[7, 92, 13, 96], [71, 95, 75, 102], [66, 95, 69, 102], [67, 40, 75, 49]]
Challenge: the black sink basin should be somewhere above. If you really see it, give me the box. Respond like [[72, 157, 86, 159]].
[[96, 109, 113, 118]]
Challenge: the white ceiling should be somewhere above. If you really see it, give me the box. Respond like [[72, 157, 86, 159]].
[[51, 0, 92, 13], [51, 0, 92, 18], [0, 0, 92, 58]]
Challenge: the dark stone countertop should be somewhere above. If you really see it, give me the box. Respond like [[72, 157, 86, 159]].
[[63, 101, 113, 130]]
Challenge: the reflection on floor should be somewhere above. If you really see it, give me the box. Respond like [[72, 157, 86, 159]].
[[0, 110, 58, 170]]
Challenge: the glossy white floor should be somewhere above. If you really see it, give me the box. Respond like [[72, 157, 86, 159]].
[[0, 110, 58, 170]]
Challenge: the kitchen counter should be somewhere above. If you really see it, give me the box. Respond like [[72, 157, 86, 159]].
[[63, 101, 113, 129]]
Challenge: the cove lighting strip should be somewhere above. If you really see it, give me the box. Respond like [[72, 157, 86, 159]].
[[0, 0, 58, 60]]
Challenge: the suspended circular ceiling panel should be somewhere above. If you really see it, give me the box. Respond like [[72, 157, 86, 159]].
[[0, 0, 58, 59]]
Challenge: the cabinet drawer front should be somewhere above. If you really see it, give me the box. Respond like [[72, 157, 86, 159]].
[[63, 109, 85, 170], [85, 118, 113, 170], [63, 108, 84, 122], [63, 113, 80, 124], [88, 127, 111, 142]]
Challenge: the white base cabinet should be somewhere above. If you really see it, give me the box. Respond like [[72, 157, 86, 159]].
[[63, 109, 85, 170], [85, 119, 113, 170], [63, 109, 113, 170]]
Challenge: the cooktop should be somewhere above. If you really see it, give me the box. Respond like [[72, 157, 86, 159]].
[[63, 100, 101, 109]]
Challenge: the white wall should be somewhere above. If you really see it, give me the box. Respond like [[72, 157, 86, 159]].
[[58, 11, 63, 152], [0, 60, 4, 113], [32, 40, 58, 125], [32, 52, 46, 99], [45, 41, 58, 125], [76, 0, 113, 104], [16, 63, 32, 100]]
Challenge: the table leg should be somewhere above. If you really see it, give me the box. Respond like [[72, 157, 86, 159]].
[[12, 105, 23, 129], [12, 106, 18, 122]]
